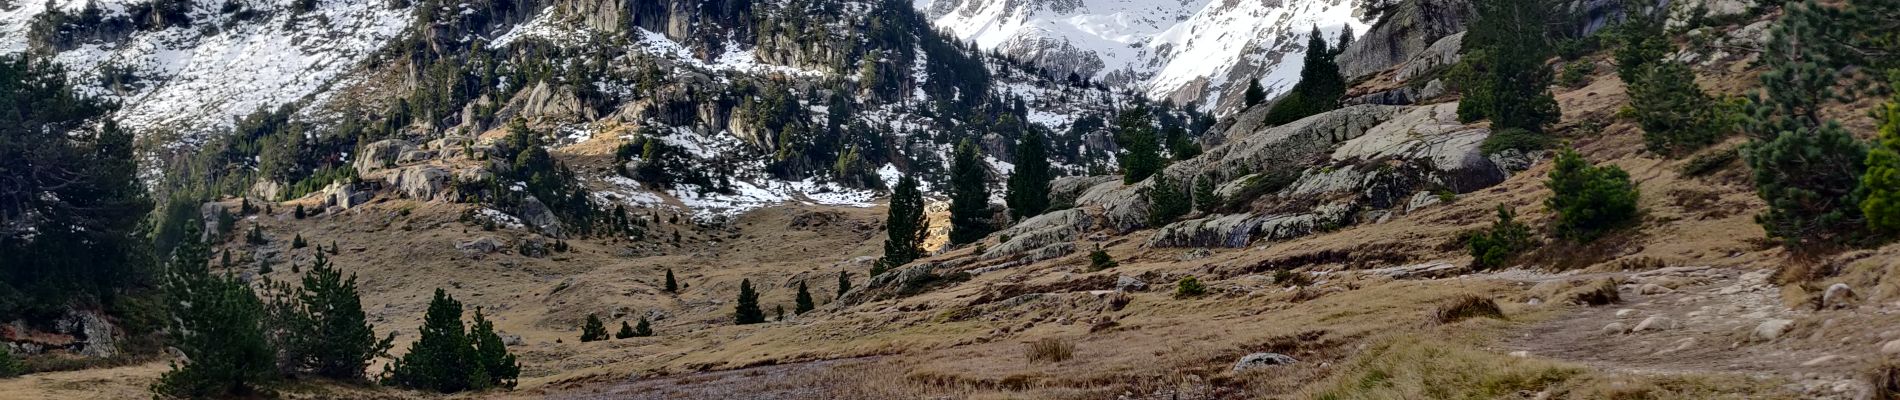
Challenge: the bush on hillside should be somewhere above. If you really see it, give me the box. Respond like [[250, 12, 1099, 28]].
[[1545, 149, 1641, 242], [1467, 206, 1537, 270]]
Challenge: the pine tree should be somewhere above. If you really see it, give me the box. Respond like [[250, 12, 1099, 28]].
[[1006, 128, 1053, 220], [1115, 105, 1165, 184], [1545, 149, 1641, 242], [1629, 61, 1730, 156], [271, 252, 392, 381], [949, 139, 993, 245], [291, 233, 307, 249], [775, 305, 786, 321], [663, 268, 678, 293], [633, 317, 653, 337], [616, 321, 636, 339], [386, 289, 475, 393], [878, 174, 928, 275], [733, 279, 764, 325], [1193, 174, 1220, 213], [1244, 79, 1267, 108], [468, 307, 519, 390], [580, 314, 608, 342], [154, 226, 277, 398], [1264, 26, 1348, 126], [1741, 0, 1876, 246], [1457, 0, 1560, 133], [294, 204, 305, 219], [836, 270, 852, 299], [247, 224, 268, 245], [1862, 75, 1900, 233], [794, 281, 815, 314], [1145, 174, 1191, 227]]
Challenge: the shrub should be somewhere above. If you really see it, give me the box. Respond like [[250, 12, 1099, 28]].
[[0, 348, 20, 378], [1088, 249, 1118, 271], [1467, 206, 1536, 270], [1870, 357, 1900, 400], [291, 233, 307, 249], [1861, 73, 1900, 233], [1545, 149, 1641, 242], [1745, 127, 1868, 246], [1023, 337, 1074, 363], [1558, 60, 1595, 88], [1174, 276, 1207, 298], [615, 321, 635, 339], [1480, 128, 1554, 155], [579, 314, 607, 342], [1273, 269, 1312, 287], [1145, 174, 1190, 227], [1434, 295, 1505, 324]]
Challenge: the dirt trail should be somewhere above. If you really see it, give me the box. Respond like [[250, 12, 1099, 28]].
[[1496, 266, 1881, 398]]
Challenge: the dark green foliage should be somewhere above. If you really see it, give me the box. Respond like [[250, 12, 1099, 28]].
[[1479, 128, 1555, 155], [615, 321, 635, 339], [1244, 79, 1267, 107], [268, 252, 393, 381], [246, 224, 267, 245], [733, 279, 764, 325], [1862, 75, 1900, 233], [0, 53, 154, 321], [879, 174, 928, 275], [385, 289, 517, 392], [1612, 17, 1671, 85], [480, 120, 597, 236], [1193, 174, 1219, 213], [580, 314, 607, 342], [663, 268, 678, 293], [0, 348, 19, 378], [1629, 61, 1733, 156], [1088, 249, 1118, 271], [1740, 0, 1879, 247], [1145, 174, 1191, 227], [1558, 60, 1595, 88], [1174, 276, 1207, 298], [948, 139, 993, 245], [1115, 105, 1166, 184], [294, 204, 305, 219], [1006, 129, 1053, 220], [836, 270, 852, 299], [633, 317, 653, 337], [1456, 0, 1560, 133], [794, 281, 815, 314], [1546, 149, 1641, 242], [291, 233, 307, 249], [1680, 147, 1740, 177], [154, 226, 276, 398], [1263, 26, 1347, 126], [1467, 206, 1536, 270]]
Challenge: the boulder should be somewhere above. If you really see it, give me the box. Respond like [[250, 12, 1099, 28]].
[[1330, 104, 1504, 193], [1116, 275, 1147, 292], [1231, 352, 1298, 373], [53, 309, 117, 358], [391, 165, 453, 201], [248, 180, 283, 202], [321, 181, 372, 210], [396, 149, 437, 164], [1666, 0, 1758, 30], [1755, 319, 1794, 341], [1147, 213, 1270, 248], [517, 195, 566, 237], [1049, 176, 1118, 208], [1602, 322, 1629, 335], [458, 237, 504, 258], [1632, 315, 1677, 332], [1394, 32, 1465, 83], [1881, 339, 1900, 354], [1638, 283, 1673, 295], [1822, 283, 1856, 309], [354, 139, 414, 174]]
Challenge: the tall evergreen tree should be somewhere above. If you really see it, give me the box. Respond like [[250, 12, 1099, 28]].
[[1457, 0, 1560, 133], [1006, 128, 1053, 220], [948, 139, 993, 245], [878, 173, 928, 275], [794, 281, 815, 314], [386, 289, 475, 393], [663, 268, 678, 293], [1741, 0, 1878, 246], [271, 252, 392, 381], [616, 321, 636, 339], [1263, 26, 1348, 126], [1115, 105, 1165, 184], [154, 226, 276, 398], [1193, 174, 1220, 213], [1145, 174, 1191, 227], [0, 53, 154, 321], [580, 314, 608, 342], [733, 279, 764, 325], [468, 307, 519, 390], [633, 317, 653, 337]]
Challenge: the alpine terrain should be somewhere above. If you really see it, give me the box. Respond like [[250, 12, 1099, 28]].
[[2, 0, 1900, 398]]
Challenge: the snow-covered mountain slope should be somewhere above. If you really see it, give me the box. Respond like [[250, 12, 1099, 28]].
[[918, 0, 1368, 114], [0, 0, 411, 139]]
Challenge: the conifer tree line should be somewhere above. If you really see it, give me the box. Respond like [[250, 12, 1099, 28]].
[[1262, 26, 1352, 126]]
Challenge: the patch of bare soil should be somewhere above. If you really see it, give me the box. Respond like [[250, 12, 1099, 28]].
[[1499, 266, 1894, 399]]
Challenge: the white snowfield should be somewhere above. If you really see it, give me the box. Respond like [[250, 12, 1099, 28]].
[[919, 0, 1367, 110]]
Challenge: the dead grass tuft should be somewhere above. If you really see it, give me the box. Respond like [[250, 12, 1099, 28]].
[[1024, 338, 1075, 364], [1870, 357, 1900, 400], [1435, 295, 1505, 324], [1570, 279, 1622, 306]]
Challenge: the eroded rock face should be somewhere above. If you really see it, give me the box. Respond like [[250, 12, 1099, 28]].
[[517, 195, 566, 238], [1337, 0, 1475, 78], [391, 165, 453, 201], [354, 139, 415, 174], [1148, 213, 1271, 248], [54, 309, 117, 358]]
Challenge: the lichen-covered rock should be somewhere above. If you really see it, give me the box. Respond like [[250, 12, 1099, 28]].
[[1148, 213, 1270, 248], [1231, 352, 1298, 373], [1665, 0, 1756, 30], [517, 195, 566, 238], [986, 209, 1095, 259], [1050, 176, 1118, 208], [354, 139, 414, 174], [391, 165, 452, 201], [1395, 32, 1465, 83], [1337, 0, 1475, 78]]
